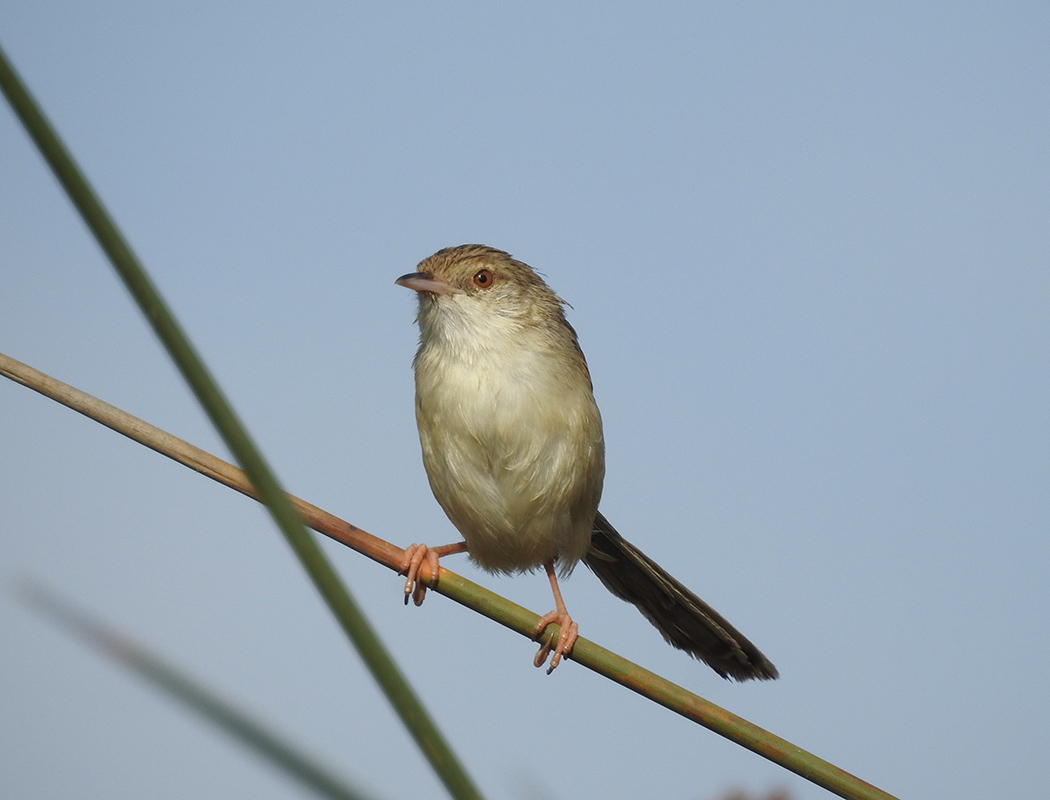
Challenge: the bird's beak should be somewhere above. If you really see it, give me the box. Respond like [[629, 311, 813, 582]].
[[395, 271, 461, 296]]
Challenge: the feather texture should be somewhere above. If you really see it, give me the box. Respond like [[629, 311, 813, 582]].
[[586, 513, 778, 681], [401, 245, 777, 680]]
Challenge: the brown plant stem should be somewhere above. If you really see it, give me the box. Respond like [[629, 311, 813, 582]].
[[0, 351, 899, 800]]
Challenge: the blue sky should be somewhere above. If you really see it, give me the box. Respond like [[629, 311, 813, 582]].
[[2, 4, 1048, 799]]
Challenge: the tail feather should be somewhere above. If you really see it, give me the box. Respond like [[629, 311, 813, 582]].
[[583, 512, 778, 681]]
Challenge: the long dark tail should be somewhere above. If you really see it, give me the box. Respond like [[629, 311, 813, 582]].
[[583, 512, 778, 681]]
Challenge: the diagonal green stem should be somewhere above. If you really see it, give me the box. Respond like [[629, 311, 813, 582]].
[[1, 39, 903, 800], [0, 41, 483, 800], [1, 349, 900, 800]]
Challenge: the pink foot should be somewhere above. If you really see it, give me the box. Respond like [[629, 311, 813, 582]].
[[532, 559, 578, 673], [400, 543, 440, 606], [533, 609, 578, 673], [399, 541, 468, 607]]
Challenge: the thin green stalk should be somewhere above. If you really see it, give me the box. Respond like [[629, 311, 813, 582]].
[[0, 42, 483, 800], [17, 580, 375, 800], [1, 350, 901, 800]]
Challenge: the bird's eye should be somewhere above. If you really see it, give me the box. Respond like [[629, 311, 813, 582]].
[[472, 269, 494, 289]]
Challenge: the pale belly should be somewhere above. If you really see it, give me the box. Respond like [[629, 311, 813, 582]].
[[415, 350, 605, 574]]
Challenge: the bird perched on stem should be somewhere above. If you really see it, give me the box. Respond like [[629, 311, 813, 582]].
[[397, 244, 777, 681]]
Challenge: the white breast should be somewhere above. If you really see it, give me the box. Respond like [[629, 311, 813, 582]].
[[412, 295, 605, 574]]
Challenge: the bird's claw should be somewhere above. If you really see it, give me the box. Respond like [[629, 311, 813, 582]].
[[533, 610, 578, 673], [401, 543, 439, 607]]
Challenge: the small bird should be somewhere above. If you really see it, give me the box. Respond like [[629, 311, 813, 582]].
[[397, 244, 777, 680]]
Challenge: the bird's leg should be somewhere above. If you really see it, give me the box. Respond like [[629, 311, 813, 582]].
[[533, 560, 579, 673], [400, 541, 468, 606]]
